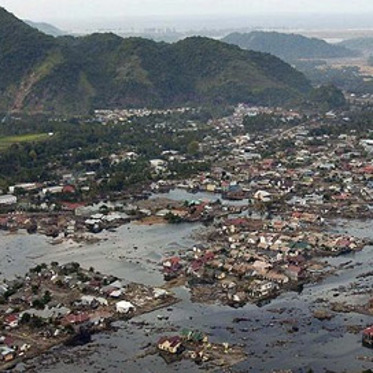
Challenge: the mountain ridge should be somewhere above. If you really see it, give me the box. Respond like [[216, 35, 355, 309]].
[[222, 31, 357, 62], [0, 8, 311, 114], [25, 20, 66, 37]]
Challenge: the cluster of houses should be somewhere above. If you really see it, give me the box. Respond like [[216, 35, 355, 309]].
[[95, 106, 195, 125], [164, 114, 373, 220], [157, 328, 245, 367], [162, 215, 367, 306], [0, 263, 175, 367]]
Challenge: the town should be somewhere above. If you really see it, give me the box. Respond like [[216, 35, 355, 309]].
[[0, 100, 372, 369], [0, 262, 177, 369]]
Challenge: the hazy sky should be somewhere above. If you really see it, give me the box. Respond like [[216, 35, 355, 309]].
[[1, 0, 372, 21]]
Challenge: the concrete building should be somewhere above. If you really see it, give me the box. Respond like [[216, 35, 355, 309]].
[[0, 195, 17, 205]]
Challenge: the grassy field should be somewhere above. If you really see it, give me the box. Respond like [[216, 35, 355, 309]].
[[0, 133, 50, 151]]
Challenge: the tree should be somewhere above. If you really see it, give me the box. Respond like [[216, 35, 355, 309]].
[[187, 141, 200, 156], [29, 149, 37, 162], [310, 84, 347, 111], [31, 285, 39, 294], [42, 290, 52, 304], [21, 312, 31, 324]]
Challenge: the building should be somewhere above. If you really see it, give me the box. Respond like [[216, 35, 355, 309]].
[[362, 326, 373, 348], [115, 301, 135, 314], [0, 195, 17, 206], [8, 183, 38, 194], [0, 347, 16, 362], [4, 314, 19, 328], [41, 186, 63, 196], [157, 336, 183, 354]]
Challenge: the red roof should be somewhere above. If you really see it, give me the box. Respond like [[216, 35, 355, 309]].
[[0, 217, 8, 225], [292, 212, 302, 219], [287, 265, 303, 274], [336, 238, 351, 247], [363, 326, 373, 336], [158, 336, 181, 347], [61, 202, 86, 210], [4, 336, 14, 346], [63, 313, 90, 325], [62, 185, 76, 194], [4, 314, 19, 324], [360, 165, 373, 174], [164, 257, 180, 265], [190, 260, 203, 271], [203, 251, 215, 262], [288, 255, 306, 264], [224, 218, 248, 227]]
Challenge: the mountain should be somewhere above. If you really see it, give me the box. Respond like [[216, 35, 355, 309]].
[[0, 8, 311, 114], [25, 20, 66, 37], [222, 31, 357, 62], [339, 37, 373, 54]]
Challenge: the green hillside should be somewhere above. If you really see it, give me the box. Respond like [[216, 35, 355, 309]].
[[0, 8, 312, 114], [223, 31, 357, 62]]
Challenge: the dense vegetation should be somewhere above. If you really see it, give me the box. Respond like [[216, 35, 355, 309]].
[[223, 31, 357, 62], [297, 64, 364, 90], [0, 7, 311, 115], [309, 84, 347, 111], [0, 112, 211, 192], [0, 8, 54, 93]]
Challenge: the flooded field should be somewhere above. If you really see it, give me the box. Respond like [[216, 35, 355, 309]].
[[1, 217, 372, 372]]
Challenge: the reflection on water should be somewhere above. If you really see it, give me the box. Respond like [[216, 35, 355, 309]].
[[150, 187, 249, 206]]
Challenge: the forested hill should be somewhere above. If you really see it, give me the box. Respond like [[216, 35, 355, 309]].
[[0, 7, 311, 114], [222, 31, 357, 62]]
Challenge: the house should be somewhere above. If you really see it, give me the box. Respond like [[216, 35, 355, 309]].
[[254, 190, 272, 203], [63, 313, 90, 325], [157, 336, 183, 354], [80, 295, 108, 307], [0, 195, 17, 206], [265, 270, 289, 284], [109, 289, 123, 298], [22, 306, 71, 320], [163, 257, 182, 271], [116, 301, 135, 314], [153, 288, 169, 299], [61, 202, 86, 212], [252, 260, 272, 274], [362, 326, 373, 348], [150, 159, 168, 173], [62, 185, 76, 194], [8, 183, 38, 194], [156, 209, 171, 217], [0, 346, 16, 362], [285, 265, 304, 281], [0, 284, 8, 296], [4, 315, 19, 328], [42, 186, 63, 196], [250, 280, 278, 297]]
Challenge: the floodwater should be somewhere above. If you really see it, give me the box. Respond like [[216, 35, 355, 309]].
[[150, 187, 250, 207], [1, 214, 372, 372]]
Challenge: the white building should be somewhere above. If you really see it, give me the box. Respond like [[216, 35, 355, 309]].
[[116, 301, 135, 314], [42, 186, 63, 196], [8, 183, 38, 194], [0, 195, 17, 205]]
